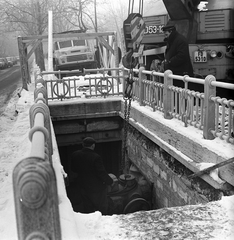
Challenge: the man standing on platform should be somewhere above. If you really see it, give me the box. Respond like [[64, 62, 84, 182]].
[[71, 137, 113, 215], [162, 20, 194, 88]]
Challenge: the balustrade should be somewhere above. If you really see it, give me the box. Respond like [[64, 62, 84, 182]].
[[41, 66, 234, 144], [12, 75, 61, 240]]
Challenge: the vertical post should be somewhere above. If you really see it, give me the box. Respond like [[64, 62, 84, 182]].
[[48, 10, 53, 78], [123, 68, 128, 93], [114, 33, 119, 69], [94, 0, 97, 33], [163, 70, 173, 119], [94, 0, 98, 47], [203, 75, 216, 139], [18, 37, 30, 90], [112, 33, 119, 78], [139, 66, 146, 106]]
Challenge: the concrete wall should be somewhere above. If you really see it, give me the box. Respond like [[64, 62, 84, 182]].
[[126, 126, 217, 208]]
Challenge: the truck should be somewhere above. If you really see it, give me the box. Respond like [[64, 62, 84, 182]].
[[53, 31, 97, 77], [123, 0, 234, 97]]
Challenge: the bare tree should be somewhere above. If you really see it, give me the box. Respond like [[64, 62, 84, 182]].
[[96, 0, 129, 52], [60, 0, 97, 32], [0, 0, 69, 70], [0, 0, 131, 69]]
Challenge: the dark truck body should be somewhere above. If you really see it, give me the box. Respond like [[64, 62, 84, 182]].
[[123, 0, 234, 85]]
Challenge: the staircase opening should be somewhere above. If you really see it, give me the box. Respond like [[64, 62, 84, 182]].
[[55, 132, 152, 216]]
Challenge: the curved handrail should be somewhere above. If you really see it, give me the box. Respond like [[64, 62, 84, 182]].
[[12, 72, 61, 240]]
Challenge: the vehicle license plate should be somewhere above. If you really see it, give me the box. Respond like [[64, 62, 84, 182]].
[[194, 50, 207, 62]]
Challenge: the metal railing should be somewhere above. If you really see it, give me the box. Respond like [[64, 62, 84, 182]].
[[12, 73, 61, 240], [40, 66, 234, 144], [41, 68, 124, 100], [133, 67, 234, 144]]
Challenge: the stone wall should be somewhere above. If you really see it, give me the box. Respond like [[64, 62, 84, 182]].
[[126, 126, 223, 209]]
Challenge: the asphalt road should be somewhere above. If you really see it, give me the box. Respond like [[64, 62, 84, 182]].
[[0, 65, 22, 114]]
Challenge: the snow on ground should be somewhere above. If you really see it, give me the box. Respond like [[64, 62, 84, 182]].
[[0, 79, 234, 239]]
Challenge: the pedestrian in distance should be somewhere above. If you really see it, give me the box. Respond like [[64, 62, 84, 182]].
[[71, 137, 113, 215]]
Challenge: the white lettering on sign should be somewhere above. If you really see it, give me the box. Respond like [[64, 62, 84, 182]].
[[145, 25, 164, 34], [194, 51, 207, 63]]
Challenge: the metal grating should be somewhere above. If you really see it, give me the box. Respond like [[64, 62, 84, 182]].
[[67, 54, 87, 62], [204, 13, 225, 31]]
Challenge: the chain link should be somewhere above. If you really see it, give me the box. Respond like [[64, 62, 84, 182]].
[[120, 72, 133, 175]]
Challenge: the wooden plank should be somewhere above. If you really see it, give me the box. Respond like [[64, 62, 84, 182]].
[[48, 98, 122, 119], [53, 121, 85, 134], [18, 37, 30, 90], [21, 32, 116, 42], [219, 162, 234, 186], [53, 118, 121, 135], [50, 111, 119, 121], [56, 130, 121, 146], [187, 157, 234, 179], [87, 119, 121, 132], [97, 36, 114, 54], [25, 39, 37, 48], [26, 39, 42, 61]]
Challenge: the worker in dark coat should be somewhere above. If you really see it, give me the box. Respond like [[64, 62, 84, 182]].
[[162, 21, 194, 88], [71, 137, 113, 215]]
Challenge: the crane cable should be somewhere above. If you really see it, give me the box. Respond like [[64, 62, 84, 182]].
[[120, 0, 145, 175], [121, 68, 134, 175]]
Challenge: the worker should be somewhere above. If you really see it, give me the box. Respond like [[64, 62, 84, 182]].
[[71, 137, 113, 215], [162, 20, 194, 88]]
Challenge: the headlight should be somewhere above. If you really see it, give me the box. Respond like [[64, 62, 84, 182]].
[[210, 50, 223, 59], [210, 50, 217, 58], [59, 56, 66, 63], [87, 54, 94, 60]]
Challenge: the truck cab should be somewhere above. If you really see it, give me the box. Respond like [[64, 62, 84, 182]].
[[127, 0, 234, 85], [53, 38, 97, 74]]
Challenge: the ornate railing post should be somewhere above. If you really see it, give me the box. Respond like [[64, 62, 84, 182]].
[[13, 157, 61, 240], [12, 73, 61, 240], [163, 70, 173, 119], [139, 66, 146, 106], [203, 75, 216, 139]]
